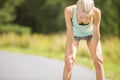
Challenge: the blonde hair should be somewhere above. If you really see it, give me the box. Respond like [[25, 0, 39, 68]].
[[77, 0, 94, 27], [77, 0, 94, 13]]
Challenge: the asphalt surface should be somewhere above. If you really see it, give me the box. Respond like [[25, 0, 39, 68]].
[[0, 51, 96, 80]]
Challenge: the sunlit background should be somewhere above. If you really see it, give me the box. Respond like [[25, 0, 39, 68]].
[[0, 0, 120, 80]]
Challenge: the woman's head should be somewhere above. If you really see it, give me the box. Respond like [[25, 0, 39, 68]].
[[76, 0, 94, 24], [77, 0, 94, 14]]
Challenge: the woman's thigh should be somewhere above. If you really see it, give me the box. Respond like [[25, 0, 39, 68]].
[[65, 40, 79, 61], [86, 39, 103, 62]]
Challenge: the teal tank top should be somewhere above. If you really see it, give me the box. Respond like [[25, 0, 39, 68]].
[[72, 8, 93, 37]]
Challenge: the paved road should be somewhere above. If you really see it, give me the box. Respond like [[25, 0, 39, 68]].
[[0, 51, 96, 80]]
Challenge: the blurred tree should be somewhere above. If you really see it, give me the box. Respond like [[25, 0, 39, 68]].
[[0, 0, 24, 24], [14, 0, 67, 33], [113, 0, 120, 37], [1, 0, 119, 37], [95, 0, 119, 37]]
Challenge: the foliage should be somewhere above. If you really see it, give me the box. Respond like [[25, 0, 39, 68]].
[[0, 0, 120, 37], [0, 33, 66, 55], [0, 24, 31, 34], [0, 0, 24, 24], [14, 0, 66, 33], [101, 37, 120, 80], [94, 0, 119, 37]]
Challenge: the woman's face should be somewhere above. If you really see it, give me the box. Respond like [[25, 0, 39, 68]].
[[77, 10, 92, 24]]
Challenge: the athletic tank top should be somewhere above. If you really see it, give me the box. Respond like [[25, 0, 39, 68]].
[[72, 8, 93, 37]]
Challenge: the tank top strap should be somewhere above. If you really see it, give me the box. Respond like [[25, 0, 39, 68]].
[[72, 8, 77, 22]]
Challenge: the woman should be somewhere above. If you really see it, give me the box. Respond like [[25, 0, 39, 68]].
[[63, 0, 104, 80]]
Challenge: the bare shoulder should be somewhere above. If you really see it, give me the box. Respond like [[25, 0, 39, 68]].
[[93, 7, 101, 23], [93, 7, 101, 18], [64, 5, 76, 19]]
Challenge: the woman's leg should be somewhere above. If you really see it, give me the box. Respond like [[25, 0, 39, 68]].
[[63, 40, 79, 80], [87, 40, 104, 80]]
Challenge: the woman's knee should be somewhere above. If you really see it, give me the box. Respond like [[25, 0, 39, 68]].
[[64, 54, 75, 71], [93, 54, 104, 68], [94, 45, 104, 64]]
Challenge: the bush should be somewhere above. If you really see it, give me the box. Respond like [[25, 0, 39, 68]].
[[0, 24, 31, 34]]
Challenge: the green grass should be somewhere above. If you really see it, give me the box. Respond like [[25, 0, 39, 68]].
[[0, 33, 120, 80]]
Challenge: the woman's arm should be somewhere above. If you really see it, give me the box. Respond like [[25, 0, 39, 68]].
[[64, 6, 74, 54], [93, 7, 101, 53]]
